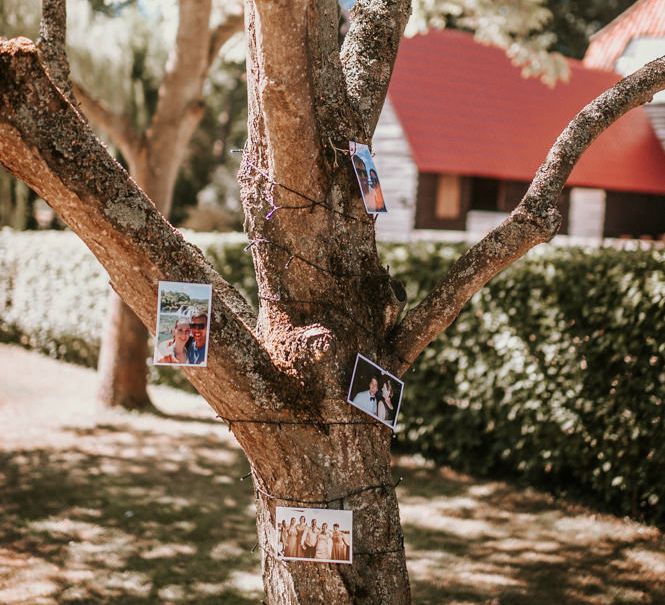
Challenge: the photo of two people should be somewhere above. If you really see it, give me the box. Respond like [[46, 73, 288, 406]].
[[347, 353, 404, 430], [276, 507, 352, 565], [349, 141, 387, 214], [153, 281, 212, 367]]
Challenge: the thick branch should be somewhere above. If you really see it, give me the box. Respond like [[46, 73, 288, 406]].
[[391, 56, 665, 370], [37, 0, 76, 106], [340, 0, 411, 138], [0, 38, 299, 414], [72, 81, 142, 171]]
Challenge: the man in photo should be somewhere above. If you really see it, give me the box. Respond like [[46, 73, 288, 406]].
[[352, 376, 379, 417], [301, 518, 320, 559], [186, 306, 208, 364]]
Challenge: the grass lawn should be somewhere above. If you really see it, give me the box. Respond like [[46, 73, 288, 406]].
[[0, 344, 663, 604]]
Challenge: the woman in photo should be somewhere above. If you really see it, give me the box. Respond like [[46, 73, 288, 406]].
[[295, 515, 308, 557], [314, 522, 333, 560], [279, 519, 289, 556], [378, 378, 395, 422], [368, 168, 386, 212], [331, 523, 349, 561], [285, 517, 299, 557], [157, 314, 191, 364]]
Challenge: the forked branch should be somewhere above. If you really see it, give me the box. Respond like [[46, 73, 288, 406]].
[[0, 39, 296, 413], [390, 56, 665, 371]]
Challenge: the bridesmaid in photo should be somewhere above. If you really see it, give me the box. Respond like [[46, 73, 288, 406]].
[[331, 523, 349, 561], [279, 519, 289, 556], [295, 515, 308, 557], [286, 517, 298, 557], [314, 523, 333, 560]]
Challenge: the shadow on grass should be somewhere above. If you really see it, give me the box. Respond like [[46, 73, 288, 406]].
[[0, 423, 260, 604], [1, 421, 664, 605], [395, 462, 665, 605]]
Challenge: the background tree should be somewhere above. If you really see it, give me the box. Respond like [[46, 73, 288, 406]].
[[0, 0, 246, 409], [71, 0, 244, 410], [1, 0, 664, 603]]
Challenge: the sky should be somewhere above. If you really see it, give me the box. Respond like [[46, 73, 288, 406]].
[[160, 281, 212, 302], [276, 506, 353, 533]]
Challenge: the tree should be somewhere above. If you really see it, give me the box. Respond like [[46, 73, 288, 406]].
[[72, 0, 243, 409], [1, 1, 664, 602]]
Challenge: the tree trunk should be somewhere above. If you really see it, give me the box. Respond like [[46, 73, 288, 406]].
[[95, 149, 182, 410], [227, 403, 409, 604], [11, 178, 28, 230], [96, 290, 152, 409], [93, 0, 224, 410]]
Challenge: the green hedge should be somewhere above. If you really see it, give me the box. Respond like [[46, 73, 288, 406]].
[[1, 229, 663, 523], [384, 243, 665, 524]]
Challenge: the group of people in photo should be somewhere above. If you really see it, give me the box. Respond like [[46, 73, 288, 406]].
[[278, 516, 351, 562], [156, 305, 208, 365]]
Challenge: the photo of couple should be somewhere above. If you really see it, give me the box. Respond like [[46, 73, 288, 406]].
[[276, 507, 352, 565], [349, 141, 387, 214], [153, 281, 212, 367], [347, 353, 404, 430]]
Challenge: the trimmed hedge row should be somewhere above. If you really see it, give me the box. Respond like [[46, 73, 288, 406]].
[[1, 229, 663, 522], [384, 243, 665, 523]]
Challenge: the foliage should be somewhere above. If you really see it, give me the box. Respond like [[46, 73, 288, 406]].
[[408, 0, 570, 85], [1, 229, 663, 523], [384, 242, 665, 524], [545, 0, 638, 59]]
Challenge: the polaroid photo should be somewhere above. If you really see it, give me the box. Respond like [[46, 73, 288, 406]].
[[349, 141, 387, 214], [276, 506, 352, 564], [347, 353, 404, 430], [153, 281, 212, 367]]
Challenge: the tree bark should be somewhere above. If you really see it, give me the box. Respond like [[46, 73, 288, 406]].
[[248, 419, 408, 605]]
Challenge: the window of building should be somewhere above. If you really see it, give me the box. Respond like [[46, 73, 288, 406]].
[[435, 174, 461, 219], [469, 177, 500, 211]]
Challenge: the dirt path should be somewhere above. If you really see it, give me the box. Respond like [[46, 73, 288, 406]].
[[0, 344, 663, 604]]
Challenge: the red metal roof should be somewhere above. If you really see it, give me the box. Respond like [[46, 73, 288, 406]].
[[584, 0, 665, 70], [387, 29, 665, 194]]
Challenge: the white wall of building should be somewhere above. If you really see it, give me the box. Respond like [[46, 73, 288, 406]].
[[372, 98, 418, 241], [568, 187, 606, 239]]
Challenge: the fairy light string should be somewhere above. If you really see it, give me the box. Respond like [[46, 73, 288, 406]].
[[226, 144, 405, 565]]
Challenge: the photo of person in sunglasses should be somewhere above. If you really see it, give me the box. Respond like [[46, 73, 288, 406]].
[[153, 281, 212, 367]]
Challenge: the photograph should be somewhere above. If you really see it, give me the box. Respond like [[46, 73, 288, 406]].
[[276, 507, 352, 564], [347, 353, 404, 430], [153, 281, 213, 367], [349, 141, 387, 214]]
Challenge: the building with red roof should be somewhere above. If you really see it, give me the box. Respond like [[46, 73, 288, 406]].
[[584, 0, 665, 71], [373, 28, 665, 241]]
